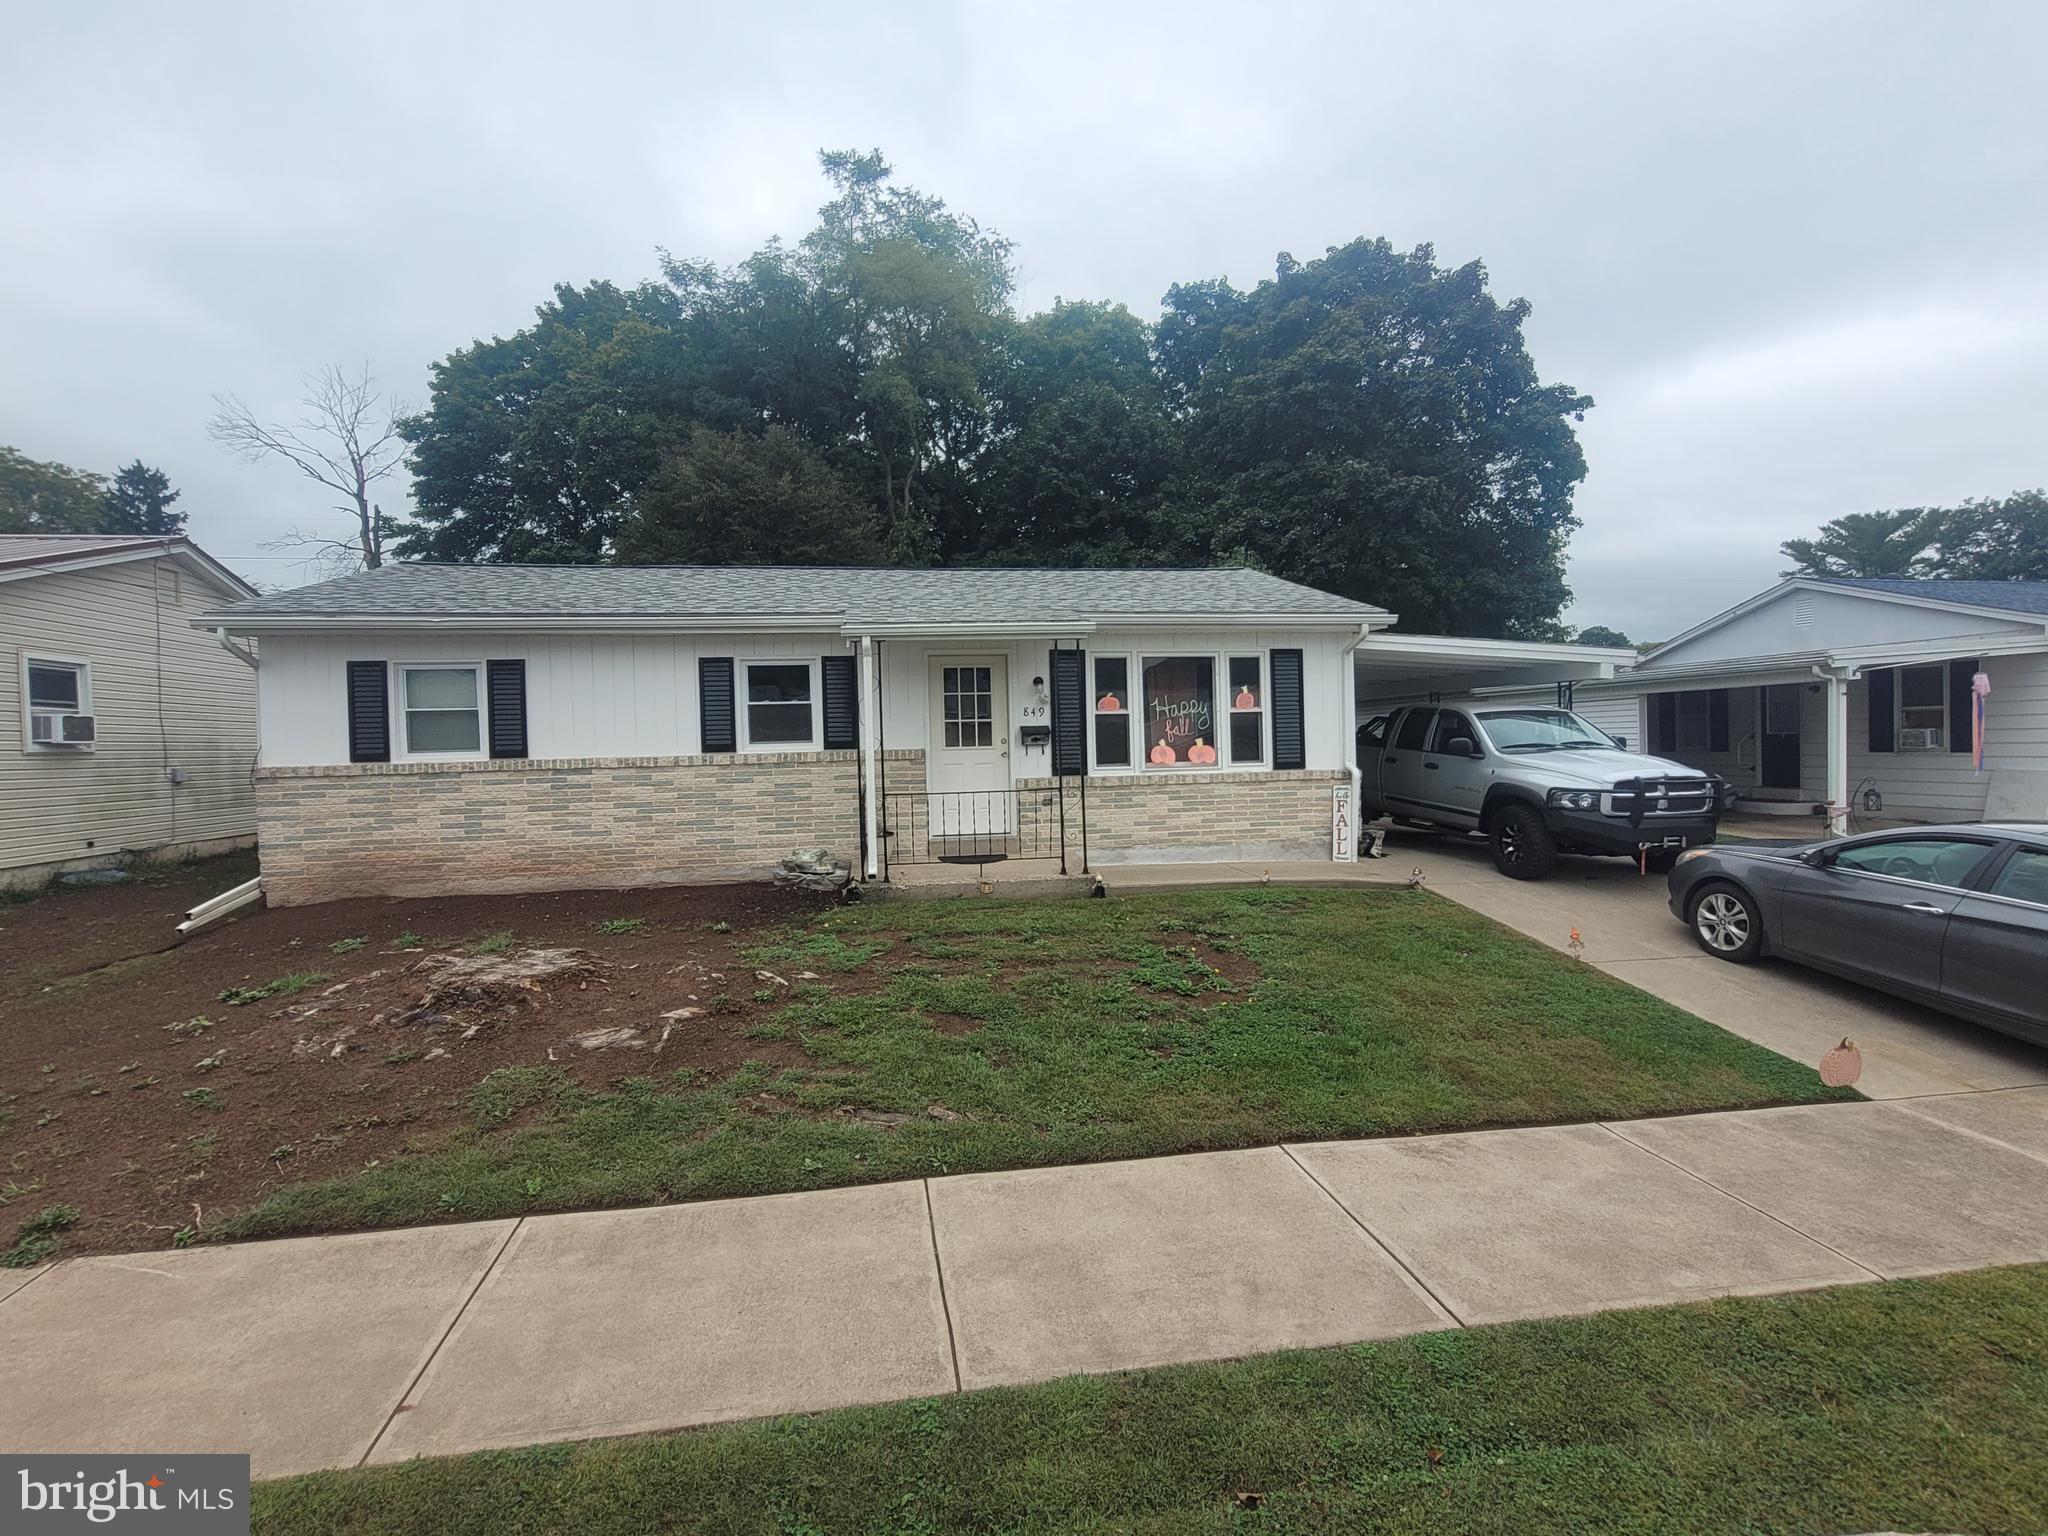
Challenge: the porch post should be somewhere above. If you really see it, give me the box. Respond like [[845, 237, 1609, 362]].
[[858, 634, 881, 880], [1822, 668, 1850, 838]]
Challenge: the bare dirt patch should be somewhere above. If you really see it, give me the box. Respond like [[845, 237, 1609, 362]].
[[1, 880, 842, 1258]]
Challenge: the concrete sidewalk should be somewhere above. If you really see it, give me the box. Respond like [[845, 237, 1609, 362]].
[[3, 1091, 2046, 1479]]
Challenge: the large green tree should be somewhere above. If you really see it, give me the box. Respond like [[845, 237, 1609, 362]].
[[1160, 242, 1592, 637], [971, 301, 1182, 565], [616, 425, 883, 567], [0, 446, 106, 533], [1779, 493, 2048, 582], [99, 460, 184, 535]]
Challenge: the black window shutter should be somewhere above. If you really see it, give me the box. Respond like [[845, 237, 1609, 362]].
[[346, 661, 389, 763], [1948, 658, 1977, 753], [1708, 689, 1730, 754], [1867, 668, 1895, 753], [699, 657, 736, 753], [1271, 648, 1306, 770], [1050, 648, 1086, 776], [821, 655, 858, 750], [1651, 693, 1677, 755], [486, 659, 527, 759]]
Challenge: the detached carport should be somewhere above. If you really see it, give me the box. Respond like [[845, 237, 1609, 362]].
[[1353, 633, 1640, 743]]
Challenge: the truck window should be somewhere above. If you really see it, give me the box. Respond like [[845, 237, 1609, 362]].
[[1430, 711, 1478, 753], [1393, 709, 1435, 752]]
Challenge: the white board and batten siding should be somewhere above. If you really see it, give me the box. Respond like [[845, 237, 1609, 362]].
[[2, 559, 258, 877], [258, 625, 1360, 773]]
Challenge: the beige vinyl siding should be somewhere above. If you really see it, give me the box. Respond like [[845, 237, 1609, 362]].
[[1, 558, 258, 875], [1845, 650, 2048, 821]]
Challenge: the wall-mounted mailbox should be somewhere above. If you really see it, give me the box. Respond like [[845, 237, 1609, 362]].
[[1018, 724, 1052, 748]]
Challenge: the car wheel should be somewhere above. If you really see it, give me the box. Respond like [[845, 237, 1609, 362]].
[[1489, 803, 1558, 880], [1688, 882, 1763, 962]]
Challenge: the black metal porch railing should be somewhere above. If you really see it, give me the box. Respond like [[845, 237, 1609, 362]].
[[881, 785, 1085, 875]]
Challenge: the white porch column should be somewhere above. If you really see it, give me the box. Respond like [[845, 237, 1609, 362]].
[[1822, 669, 1850, 837], [857, 634, 881, 880]]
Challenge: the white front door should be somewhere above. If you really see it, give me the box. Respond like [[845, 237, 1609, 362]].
[[927, 657, 1011, 835]]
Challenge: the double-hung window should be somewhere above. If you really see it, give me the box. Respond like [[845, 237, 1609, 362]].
[[743, 661, 816, 748], [1898, 663, 1946, 748], [398, 664, 483, 757], [1093, 656, 1132, 768], [22, 655, 91, 750], [1227, 655, 1264, 765]]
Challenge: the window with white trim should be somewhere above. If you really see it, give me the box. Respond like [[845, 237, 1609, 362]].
[[1897, 663, 1946, 749], [1140, 655, 1220, 767], [743, 661, 817, 748], [1092, 655, 1131, 768], [22, 655, 92, 750], [398, 664, 483, 757], [1227, 655, 1264, 765]]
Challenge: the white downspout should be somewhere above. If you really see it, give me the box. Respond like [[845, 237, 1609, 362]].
[[857, 633, 880, 880], [1339, 623, 1374, 862]]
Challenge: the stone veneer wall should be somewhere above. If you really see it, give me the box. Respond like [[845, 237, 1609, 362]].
[[256, 752, 863, 905], [1017, 768, 1345, 865]]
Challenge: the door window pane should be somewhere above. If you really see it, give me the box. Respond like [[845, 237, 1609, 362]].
[[1430, 712, 1477, 754], [941, 664, 992, 749], [1394, 709, 1434, 752], [747, 663, 814, 745], [1094, 656, 1131, 767], [402, 667, 481, 754], [1141, 656, 1216, 766], [1832, 838, 1993, 888]]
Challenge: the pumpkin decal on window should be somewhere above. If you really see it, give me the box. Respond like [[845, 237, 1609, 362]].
[[1149, 739, 1178, 765], [1235, 687, 1257, 710], [1187, 737, 1218, 765], [1098, 692, 1121, 711]]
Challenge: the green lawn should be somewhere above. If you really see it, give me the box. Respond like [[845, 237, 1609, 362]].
[[220, 888, 1849, 1243], [254, 1264, 2048, 1535]]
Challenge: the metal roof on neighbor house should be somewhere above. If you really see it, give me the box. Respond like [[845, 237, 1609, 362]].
[[200, 562, 1393, 630], [1816, 577, 2048, 617]]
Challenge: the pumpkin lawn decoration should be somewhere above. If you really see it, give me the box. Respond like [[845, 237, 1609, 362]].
[[1187, 737, 1218, 765], [1818, 1037, 1863, 1087], [1149, 739, 1178, 765]]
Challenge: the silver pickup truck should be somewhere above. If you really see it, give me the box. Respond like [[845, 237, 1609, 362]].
[[1359, 702, 1734, 879]]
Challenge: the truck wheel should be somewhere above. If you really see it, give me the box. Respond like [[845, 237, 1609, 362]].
[[1643, 848, 1681, 875], [1489, 804, 1557, 880]]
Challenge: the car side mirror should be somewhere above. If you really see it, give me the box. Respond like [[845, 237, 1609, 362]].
[[1798, 847, 1832, 868], [1610, 735, 1627, 750], [1443, 736, 1479, 758]]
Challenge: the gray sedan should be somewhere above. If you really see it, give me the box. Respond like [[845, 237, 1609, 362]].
[[1667, 823, 2048, 1046]]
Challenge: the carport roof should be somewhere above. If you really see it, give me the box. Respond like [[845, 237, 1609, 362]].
[[1354, 632, 1635, 699]]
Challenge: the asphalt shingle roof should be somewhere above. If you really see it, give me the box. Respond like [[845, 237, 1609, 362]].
[[203, 563, 1389, 627], [1816, 576, 2048, 618]]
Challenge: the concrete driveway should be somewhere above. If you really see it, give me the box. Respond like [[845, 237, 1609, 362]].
[[1385, 829, 2048, 1100]]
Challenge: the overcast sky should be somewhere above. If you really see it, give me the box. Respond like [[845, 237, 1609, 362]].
[[4, 1, 2043, 638]]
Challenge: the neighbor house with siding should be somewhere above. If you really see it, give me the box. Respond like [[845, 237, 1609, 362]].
[[2, 534, 259, 888], [200, 564, 1431, 904], [1581, 577, 2048, 832]]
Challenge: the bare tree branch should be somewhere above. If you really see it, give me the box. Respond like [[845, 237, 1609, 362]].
[[209, 361, 407, 569]]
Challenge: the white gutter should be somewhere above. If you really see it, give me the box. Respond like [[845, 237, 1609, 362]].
[[198, 609, 1390, 638], [855, 633, 880, 881]]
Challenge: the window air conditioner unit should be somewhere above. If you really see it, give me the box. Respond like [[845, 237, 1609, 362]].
[[30, 711, 96, 746], [1898, 726, 1941, 750]]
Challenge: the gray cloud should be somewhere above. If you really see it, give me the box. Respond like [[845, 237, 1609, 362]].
[[4, 0, 2043, 637]]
